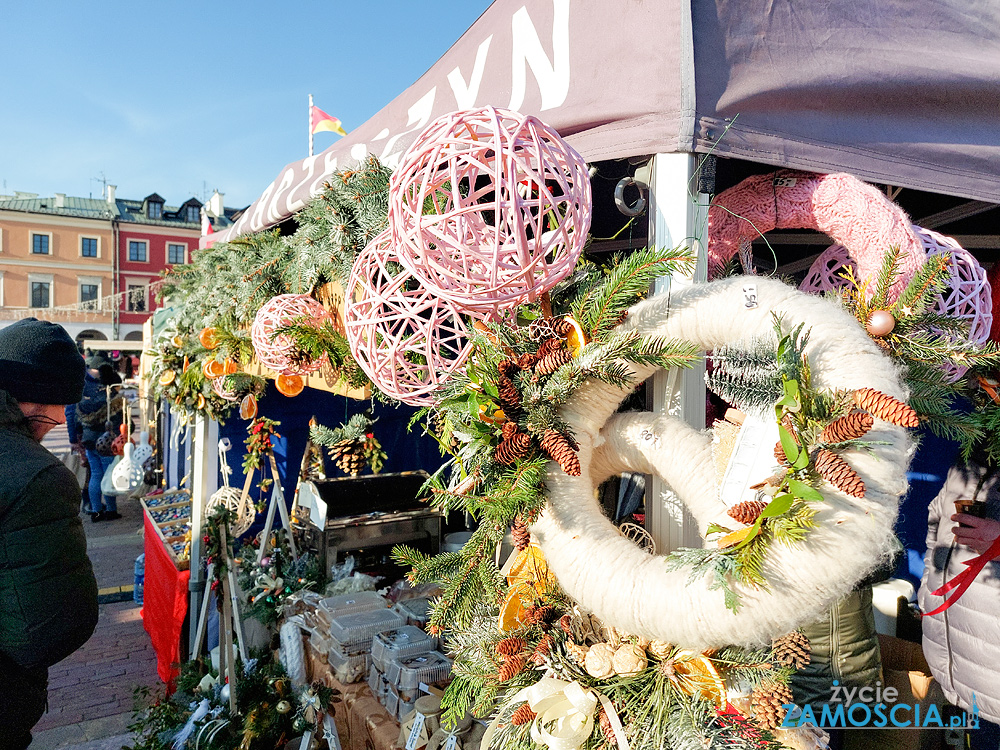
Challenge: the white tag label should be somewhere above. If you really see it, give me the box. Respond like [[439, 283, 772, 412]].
[[406, 713, 428, 750], [773, 177, 797, 188], [742, 283, 758, 309], [444, 734, 460, 750]]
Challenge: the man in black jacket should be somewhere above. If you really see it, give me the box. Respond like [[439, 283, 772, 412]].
[[0, 319, 98, 749]]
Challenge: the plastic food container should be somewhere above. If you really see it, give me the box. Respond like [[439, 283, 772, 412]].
[[392, 597, 433, 628], [372, 626, 434, 672], [329, 608, 405, 655], [386, 651, 454, 691], [328, 642, 371, 683], [320, 591, 388, 620], [368, 663, 385, 700]]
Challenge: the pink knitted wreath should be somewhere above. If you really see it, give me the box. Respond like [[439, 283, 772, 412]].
[[387, 106, 591, 314], [707, 170, 925, 297], [344, 230, 474, 406], [250, 293, 332, 376], [800, 227, 992, 380]]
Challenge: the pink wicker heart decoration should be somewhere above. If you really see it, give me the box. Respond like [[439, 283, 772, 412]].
[[800, 227, 992, 381], [250, 293, 332, 376], [345, 230, 474, 406], [388, 106, 592, 314]]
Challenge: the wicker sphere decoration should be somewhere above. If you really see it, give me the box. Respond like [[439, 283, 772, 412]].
[[801, 226, 992, 379], [206, 486, 255, 537], [388, 106, 592, 314], [345, 230, 475, 406], [250, 294, 332, 376], [211, 375, 239, 402]]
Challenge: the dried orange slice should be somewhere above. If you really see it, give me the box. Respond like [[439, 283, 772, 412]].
[[668, 651, 726, 707], [202, 358, 226, 379], [199, 327, 219, 350], [506, 544, 555, 594], [171, 335, 184, 348], [477, 404, 507, 424], [158, 369, 177, 387], [564, 316, 588, 357], [195, 393, 206, 410], [275, 373, 304, 397], [239, 393, 258, 420], [224, 359, 240, 375], [498, 583, 533, 632], [183, 355, 190, 373]]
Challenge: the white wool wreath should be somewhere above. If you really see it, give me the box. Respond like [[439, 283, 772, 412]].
[[532, 276, 913, 650]]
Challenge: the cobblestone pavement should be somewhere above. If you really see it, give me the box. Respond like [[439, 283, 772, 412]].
[[31, 425, 161, 749]]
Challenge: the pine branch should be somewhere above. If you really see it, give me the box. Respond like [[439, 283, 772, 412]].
[[868, 245, 904, 310]]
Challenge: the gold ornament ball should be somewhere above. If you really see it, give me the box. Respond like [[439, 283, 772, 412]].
[[866, 309, 895, 337], [276, 699, 292, 714]]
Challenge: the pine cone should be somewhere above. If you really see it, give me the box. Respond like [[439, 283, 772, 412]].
[[495, 431, 533, 465], [534, 349, 574, 378], [772, 631, 811, 670], [532, 634, 554, 666], [497, 365, 523, 415], [516, 352, 538, 370], [499, 655, 526, 681], [774, 440, 789, 465], [559, 614, 573, 635], [821, 410, 874, 444], [496, 637, 526, 657], [598, 710, 618, 746], [501, 421, 518, 440], [536, 338, 565, 359], [815, 449, 866, 498], [512, 517, 531, 552], [331, 439, 366, 476], [528, 317, 572, 340], [511, 703, 536, 726], [853, 388, 919, 428], [523, 605, 556, 627], [750, 682, 794, 730], [540, 429, 581, 476], [728, 499, 768, 525]]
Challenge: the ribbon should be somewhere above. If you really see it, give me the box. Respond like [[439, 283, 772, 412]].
[[300, 686, 323, 724], [252, 573, 284, 604], [481, 678, 629, 750], [923, 535, 1000, 616], [172, 698, 211, 750]]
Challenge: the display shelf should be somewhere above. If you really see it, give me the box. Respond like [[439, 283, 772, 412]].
[[141, 490, 192, 571]]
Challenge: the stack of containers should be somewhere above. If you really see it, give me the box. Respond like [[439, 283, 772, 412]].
[[372, 626, 441, 719], [323, 592, 405, 683]]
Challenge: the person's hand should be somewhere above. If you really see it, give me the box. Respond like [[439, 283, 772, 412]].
[[951, 514, 1000, 555]]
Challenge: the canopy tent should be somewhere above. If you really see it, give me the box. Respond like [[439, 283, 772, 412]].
[[207, 0, 1000, 247]]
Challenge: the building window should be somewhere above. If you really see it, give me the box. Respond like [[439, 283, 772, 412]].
[[32, 234, 49, 254], [167, 243, 186, 264], [81, 237, 98, 257], [31, 281, 50, 308], [127, 285, 146, 312], [128, 240, 148, 262], [186, 206, 200, 223], [147, 202, 162, 220], [80, 283, 99, 310]]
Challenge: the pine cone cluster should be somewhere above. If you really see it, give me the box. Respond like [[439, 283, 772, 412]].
[[815, 448, 866, 498], [853, 388, 919, 428], [511, 702, 536, 726], [329, 438, 366, 476], [728, 499, 768, 525], [534, 348, 573, 378], [750, 682, 794, 730], [540, 429, 582, 476], [499, 654, 526, 681], [495, 430, 533, 465], [772, 630, 811, 670], [496, 636, 526, 657], [512, 517, 531, 552], [821, 410, 874, 444]]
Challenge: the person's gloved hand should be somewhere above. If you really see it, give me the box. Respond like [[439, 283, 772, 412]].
[[951, 514, 1000, 555]]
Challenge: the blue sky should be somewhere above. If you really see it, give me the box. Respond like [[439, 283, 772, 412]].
[[0, 1, 493, 209]]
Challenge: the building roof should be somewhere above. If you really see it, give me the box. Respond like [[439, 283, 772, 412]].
[[0, 195, 117, 221]]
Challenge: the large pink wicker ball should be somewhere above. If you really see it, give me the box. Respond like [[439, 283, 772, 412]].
[[250, 293, 332, 376], [800, 226, 992, 380], [345, 231, 474, 406], [387, 106, 592, 314], [211, 375, 239, 402]]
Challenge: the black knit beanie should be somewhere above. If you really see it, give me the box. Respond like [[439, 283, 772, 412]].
[[0, 319, 86, 404]]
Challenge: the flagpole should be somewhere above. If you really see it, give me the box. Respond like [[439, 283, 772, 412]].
[[308, 94, 314, 157]]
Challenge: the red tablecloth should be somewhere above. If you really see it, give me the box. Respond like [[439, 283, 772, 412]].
[[141, 513, 190, 685]]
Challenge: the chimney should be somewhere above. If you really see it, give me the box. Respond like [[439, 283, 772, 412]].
[[106, 185, 117, 204], [207, 190, 225, 218], [55, 193, 66, 208]]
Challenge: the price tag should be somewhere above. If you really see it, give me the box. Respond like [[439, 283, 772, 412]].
[[444, 733, 460, 750], [773, 177, 797, 188], [742, 283, 758, 309], [406, 712, 428, 750]]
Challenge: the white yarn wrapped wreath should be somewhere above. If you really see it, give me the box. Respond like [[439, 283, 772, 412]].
[[531, 276, 914, 650]]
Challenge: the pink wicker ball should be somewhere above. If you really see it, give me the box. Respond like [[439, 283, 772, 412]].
[[387, 106, 592, 314], [211, 375, 239, 402], [250, 294, 332, 376], [707, 170, 925, 297], [345, 231, 475, 406], [800, 227, 992, 380]]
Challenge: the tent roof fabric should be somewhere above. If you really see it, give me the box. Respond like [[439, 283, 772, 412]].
[[208, 0, 1000, 246]]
